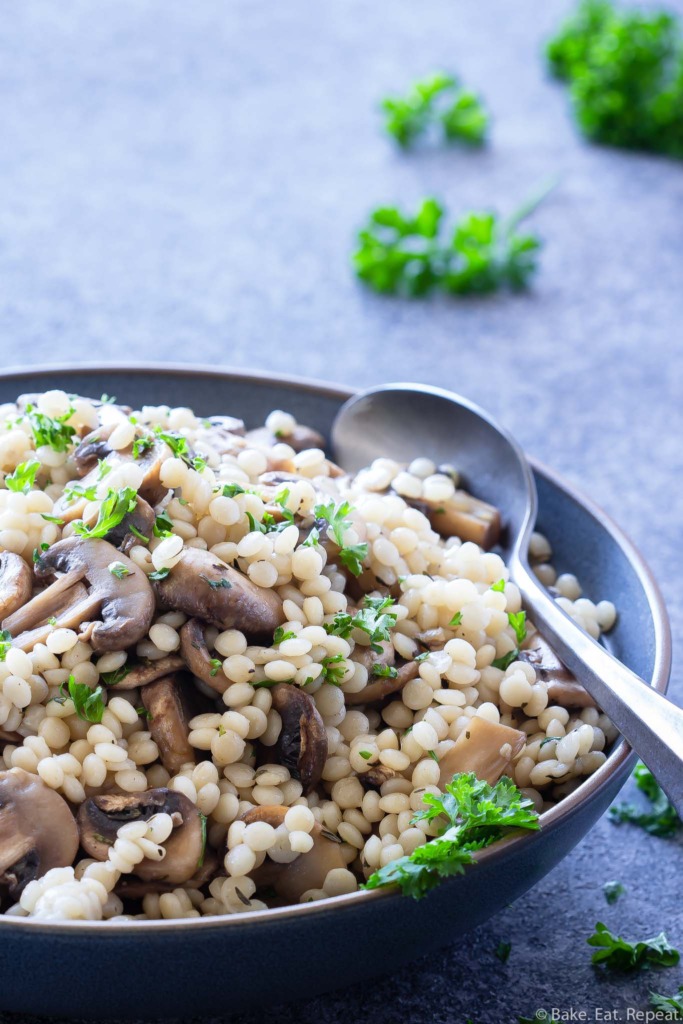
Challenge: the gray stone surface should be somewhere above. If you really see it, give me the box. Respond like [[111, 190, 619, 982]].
[[0, 0, 682, 1021]]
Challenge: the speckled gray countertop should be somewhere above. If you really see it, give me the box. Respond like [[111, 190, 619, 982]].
[[0, 1, 682, 1021]]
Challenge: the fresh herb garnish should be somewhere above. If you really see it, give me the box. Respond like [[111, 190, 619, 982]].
[[63, 482, 98, 504], [129, 525, 149, 543], [321, 653, 346, 686], [221, 483, 246, 498], [609, 762, 681, 838], [546, 0, 683, 159], [209, 658, 222, 677], [73, 487, 138, 540], [132, 435, 154, 459], [47, 616, 57, 626], [650, 985, 683, 1017], [603, 880, 625, 905], [491, 579, 506, 592], [314, 500, 368, 576], [382, 71, 488, 148], [25, 404, 76, 453], [363, 772, 540, 899], [197, 812, 208, 869], [59, 676, 105, 723], [449, 612, 463, 627], [587, 922, 680, 971], [359, 750, 373, 761], [136, 707, 153, 720], [4, 460, 40, 493], [495, 941, 512, 963], [0, 629, 12, 661], [507, 611, 527, 645], [302, 527, 320, 548], [97, 459, 112, 481], [153, 509, 175, 538], [353, 184, 552, 298], [100, 666, 131, 687], [199, 573, 231, 590], [414, 650, 431, 663], [149, 567, 171, 581], [324, 595, 397, 653], [32, 543, 50, 563], [41, 513, 65, 525], [492, 650, 520, 672], [273, 627, 297, 645], [108, 561, 133, 580], [372, 664, 398, 678]]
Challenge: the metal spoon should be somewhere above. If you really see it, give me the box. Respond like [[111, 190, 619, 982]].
[[331, 382, 682, 815]]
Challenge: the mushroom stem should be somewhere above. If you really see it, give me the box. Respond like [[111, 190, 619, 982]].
[[437, 716, 526, 788], [179, 618, 228, 694]]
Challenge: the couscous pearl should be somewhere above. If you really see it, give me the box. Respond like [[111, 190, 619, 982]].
[[46, 629, 79, 655], [242, 822, 277, 852]]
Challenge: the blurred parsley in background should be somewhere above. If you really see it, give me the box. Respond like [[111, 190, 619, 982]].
[[381, 71, 488, 148]]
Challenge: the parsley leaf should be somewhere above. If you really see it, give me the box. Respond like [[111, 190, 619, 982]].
[[97, 459, 112, 481], [73, 487, 138, 540], [363, 772, 540, 899], [382, 71, 488, 148], [314, 500, 368, 576], [359, 750, 373, 761], [41, 513, 65, 525], [609, 762, 681, 838], [587, 922, 680, 971], [25, 404, 76, 453], [603, 880, 625, 905], [63, 482, 98, 504], [209, 658, 222, 677], [495, 940, 512, 963], [221, 483, 246, 498], [149, 567, 171, 581], [0, 629, 12, 661], [321, 653, 346, 686], [546, 0, 683, 158], [59, 676, 105, 723], [372, 664, 398, 678], [199, 573, 232, 590], [491, 578, 507, 592], [303, 527, 320, 548], [132, 435, 154, 459], [324, 594, 397, 653], [4, 460, 40, 493], [492, 649, 519, 671], [507, 611, 527, 645], [100, 666, 131, 686], [353, 186, 552, 298], [153, 509, 175, 537], [449, 612, 463, 627], [108, 561, 133, 580], [273, 627, 297, 645], [650, 985, 683, 1017]]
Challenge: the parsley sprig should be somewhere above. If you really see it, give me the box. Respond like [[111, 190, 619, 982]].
[[353, 183, 553, 298], [4, 460, 40, 493], [609, 761, 681, 837], [57, 676, 105, 723], [314, 500, 368, 576], [73, 487, 138, 540], [324, 595, 397, 653], [588, 922, 680, 971], [0, 629, 12, 661], [363, 773, 540, 899], [650, 985, 683, 1017], [25, 404, 76, 453], [382, 71, 488, 148]]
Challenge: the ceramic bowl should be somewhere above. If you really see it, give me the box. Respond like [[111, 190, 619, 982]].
[[0, 365, 671, 1019]]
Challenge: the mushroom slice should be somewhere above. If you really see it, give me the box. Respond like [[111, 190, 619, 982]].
[[358, 764, 397, 790], [140, 674, 195, 775], [3, 537, 154, 652], [269, 683, 327, 795], [437, 716, 526, 789], [520, 631, 596, 709], [78, 789, 204, 884], [114, 849, 220, 900], [102, 495, 155, 554], [346, 658, 418, 706], [240, 805, 345, 903], [154, 548, 284, 635], [106, 654, 185, 690], [0, 552, 32, 620], [410, 490, 501, 549], [179, 618, 228, 694], [0, 768, 79, 896], [72, 423, 117, 477]]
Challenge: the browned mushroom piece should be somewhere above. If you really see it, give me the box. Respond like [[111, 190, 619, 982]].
[[409, 490, 501, 549], [414, 627, 452, 649], [192, 416, 246, 457], [140, 674, 195, 774], [78, 789, 204, 884], [358, 764, 397, 790], [154, 548, 284, 635], [114, 849, 220, 900], [0, 552, 32, 621], [345, 658, 418, 706], [102, 495, 156, 554], [268, 683, 327, 795], [520, 630, 596, 709], [103, 654, 186, 690], [437, 716, 526, 789], [240, 805, 346, 903], [71, 423, 117, 476], [350, 639, 395, 675], [2, 537, 155, 652], [0, 769, 80, 896], [179, 618, 228, 694]]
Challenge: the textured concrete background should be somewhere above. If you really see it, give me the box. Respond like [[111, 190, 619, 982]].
[[0, 0, 682, 1021]]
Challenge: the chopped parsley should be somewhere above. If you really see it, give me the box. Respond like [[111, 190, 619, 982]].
[[32, 543, 50, 563], [63, 482, 98, 504], [149, 567, 171, 581], [495, 941, 512, 963], [492, 649, 520, 672], [273, 627, 297, 645], [73, 487, 138, 540], [491, 578, 506, 592], [220, 483, 246, 498], [129, 524, 149, 543], [449, 611, 463, 627], [324, 594, 397, 653], [199, 573, 232, 590], [609, 762, 681, 838], [97, 459, 112, 481], [302, 526, 320, 548], [25, 404, 76, 453], [108, 561, 133, 580], [58, 676, 105, 723], [507, 611, 527, 645], [314, 500, 368, 576], [588, 922, 680, 971], [153, 509, 175, 538], [0, 629, 12, 661], [359, 750, 373, 761], [209, 658, 222, 677], [4, 459, 40, 493], [321, 653, 346, 686], [382, 70, 488, 148], [372, 664, 398, 679], [100, 666, 131, 687], [132, 435, 154, 459], [41, 513, 65, 525], [414, 650, 431, 663], [100, 393, 116, 404], [47, 616, 57, 626], [603, 880, 625, 905], [363, 772, 540, 899], [650, 985, 683, 1017], [197, 812, 208, 869]]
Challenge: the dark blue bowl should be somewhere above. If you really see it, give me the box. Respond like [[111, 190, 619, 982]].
[[0, 365, 671, 1019]]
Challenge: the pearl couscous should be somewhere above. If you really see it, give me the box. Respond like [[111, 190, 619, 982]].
[[0, 390, 617, 922]]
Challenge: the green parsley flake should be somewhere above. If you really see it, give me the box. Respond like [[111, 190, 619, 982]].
[[0, 629, 12, 661], [603, 880, 625, 905], [372, 664, 398, 679], [209, 658, 222, 677], [108, 561, 133, 580], [587, 922, 680, 971], [25, 404, 76, 453], [149, 567, 171, 581], [273, 627, 297, 645], [59, 677, 105, 723], [314, 500, 368, 576], [199, 574, 232, 590], [609, 762, 681, 837], [73, 487, 138, 540], [4, 460, 40, 493], [382, 71, 488, 148], [324, 594, 397, 653]]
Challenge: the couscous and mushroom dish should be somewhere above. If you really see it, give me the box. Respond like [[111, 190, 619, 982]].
[[0, 389, 617, 921]]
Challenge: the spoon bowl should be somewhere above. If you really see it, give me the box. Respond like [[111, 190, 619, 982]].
[[332, 382, 683, 815]]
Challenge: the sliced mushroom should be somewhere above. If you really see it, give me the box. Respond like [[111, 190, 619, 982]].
[[72, 423, 117, 476], [179, 618, 228, 694], [358, 764, 397, 790], [154, 548, 284, 635], [103, 495, 155, 554], [346, 659, 418, 706], [3, 537, 155, 652], [409, 490, 501, 549], [268, 683, 327, 795], [437, 716, 526, 788], [78, 789, 204, 884], [140, 674, 195, 774], [114, 849, 220, 900], [520, 631, 596, 708], [0, 552, 32, 620], [0, 768, 79, 896], [192, 416, 246, 456], [240, 805, 345, 903], [105, 654, 186, 690], [350, 639, 395, 675]]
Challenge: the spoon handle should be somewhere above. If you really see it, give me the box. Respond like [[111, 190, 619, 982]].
[[514, 561, 683, 817]]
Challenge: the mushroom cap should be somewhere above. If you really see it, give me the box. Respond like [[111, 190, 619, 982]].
[[179, 617, 228, 694], [0, 768, 79, 895], [154, 548, 284, 635], [30, 537, 155, 652], [140, 673, 196, 775], [437, 716, 526, 789], [0, 552, 33, 621], [78, 788, 204, 884], [240, 805, 345, 903], [269, 683, 328, 795], [72, 424, 116, 477]]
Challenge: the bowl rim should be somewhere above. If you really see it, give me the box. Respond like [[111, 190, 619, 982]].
[[0, 362, 672, 935]]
